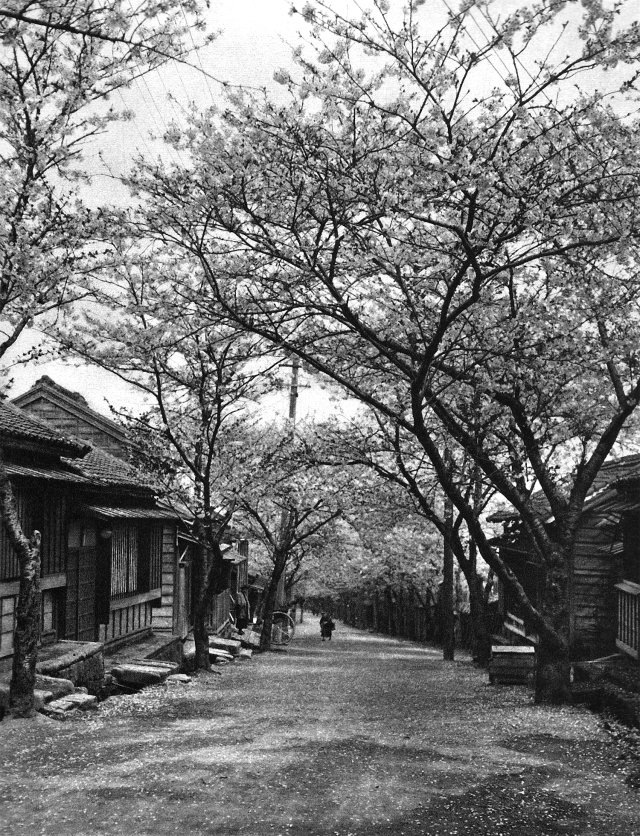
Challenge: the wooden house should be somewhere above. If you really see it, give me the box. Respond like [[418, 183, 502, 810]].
[[0, 400, 90, 662], [13, 377, 194, 649], [13, 376, 249, 647], [491, 456, 640, 662]]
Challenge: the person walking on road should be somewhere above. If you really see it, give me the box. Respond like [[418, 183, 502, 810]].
[[320, 612, 335, 641]]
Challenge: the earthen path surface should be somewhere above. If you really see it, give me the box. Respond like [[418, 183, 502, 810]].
[[1, 620, 640, 836]]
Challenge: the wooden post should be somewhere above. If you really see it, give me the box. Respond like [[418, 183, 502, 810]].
[[442, 448, 455, 661]]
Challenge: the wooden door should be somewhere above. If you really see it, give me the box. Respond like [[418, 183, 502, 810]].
[[66, 520, 98, 641]]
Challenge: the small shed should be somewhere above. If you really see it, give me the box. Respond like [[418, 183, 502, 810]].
[[491, 455, 640, 663]]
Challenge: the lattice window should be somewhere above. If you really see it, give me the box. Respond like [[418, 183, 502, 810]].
[[110, 523, 138, 597], [147, 524, 163, 591], [0, 492, 26, 581]]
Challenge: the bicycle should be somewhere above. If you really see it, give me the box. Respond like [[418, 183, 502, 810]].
[[270, 611, 296, 645]]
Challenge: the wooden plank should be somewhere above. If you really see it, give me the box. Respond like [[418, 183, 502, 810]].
[[490, 657, 535, 669], [40, 573, 66, 590], [491, 645, 535, 655], [616, 638, 640, 660], [503, 622, 538, 643], [111, 589, 161, 610]]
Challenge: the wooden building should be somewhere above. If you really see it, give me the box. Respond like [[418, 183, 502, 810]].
[[491, 456, 640, 662], [12, 376, 249, 649], [13, 377, 194, 649], [0, 400, 90, 661]]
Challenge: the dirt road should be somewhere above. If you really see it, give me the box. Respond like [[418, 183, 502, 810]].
[[1, 620, 639, 836]]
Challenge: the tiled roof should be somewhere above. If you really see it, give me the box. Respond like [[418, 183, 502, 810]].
[[4, 461, 92, 484], [65, 447, 159, 494], [82, 503, 181, 521], [489, 454, 640, 524], [0, 400, 88, 456]]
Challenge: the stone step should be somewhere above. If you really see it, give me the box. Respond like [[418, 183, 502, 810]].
[[166, 674, 191, 684], [34, 675, 75, 701], [209, 648, 234, 662], [44, 691, 98, 713], [111, 662, 177, 688], [130, 659, 181, 674], [240, 629, 261, 649], [209, 637, 241, 655]]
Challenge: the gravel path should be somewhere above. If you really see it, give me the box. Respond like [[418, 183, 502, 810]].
[[1, 620, 639, 835]]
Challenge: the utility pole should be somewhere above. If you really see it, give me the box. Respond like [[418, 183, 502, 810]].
[[288, 355, 299, 424], [442, 446, 455, 661]]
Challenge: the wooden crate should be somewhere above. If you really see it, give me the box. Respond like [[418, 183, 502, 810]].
[[489, 645, 536, 686]]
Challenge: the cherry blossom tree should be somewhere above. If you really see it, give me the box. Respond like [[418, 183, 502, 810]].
[[229, 424, 345, 650], [314, 412, 496, 662], [59, 244, 286, 669], [0, 0, 208, 716], [127, 0, 640, 701]]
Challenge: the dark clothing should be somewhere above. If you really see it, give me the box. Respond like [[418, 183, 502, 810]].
[[235, 590, 250, 632], [320, 615, 335, 640]]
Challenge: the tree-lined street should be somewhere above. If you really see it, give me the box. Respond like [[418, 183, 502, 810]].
[[1, 622, 639, 835]]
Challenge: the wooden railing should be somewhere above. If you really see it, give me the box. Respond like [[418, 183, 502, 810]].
[[504, 611, 539, 645], [616, 582, 640, 660]]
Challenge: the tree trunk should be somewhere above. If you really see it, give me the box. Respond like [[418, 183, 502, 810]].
[[192, 539, 212, 671], [260, 547, 287, 652], [10, 529, 41, 719], [469, 577, 491, 666], [191, 531, 232, 671], [0, 457, 42, 718], [442, 460, 455, 661], [535, 556, 572, 704], [535, 634, 571, 704], [462, 567, 491, 667]]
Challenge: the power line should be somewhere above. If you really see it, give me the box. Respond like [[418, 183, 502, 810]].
[[178, 0, 216, 108]]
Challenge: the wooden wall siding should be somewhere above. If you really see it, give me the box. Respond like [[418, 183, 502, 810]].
[[98, 600, 153, 643], [237, 559, 248, 589], [152, 524, 178, 634], [0, 490, 26, 580], [111, 523, 138, 598], [66, 543, 97, 642], [0, 488, 66, 581], [24, 399, 127, 458], [572, 520, 620, 657], [40, 492, 66, 576], [207, 589, 231, 633]]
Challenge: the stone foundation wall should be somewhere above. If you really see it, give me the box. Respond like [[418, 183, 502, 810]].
[[147, 636, 183, 665], [36, 641, 105, 695]]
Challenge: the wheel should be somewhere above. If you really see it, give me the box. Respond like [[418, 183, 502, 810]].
[[271, 611, 296, 645]]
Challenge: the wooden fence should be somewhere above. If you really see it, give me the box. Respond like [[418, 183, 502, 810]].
[[316, 586, 497, 653], [331, 587, 439, 644]]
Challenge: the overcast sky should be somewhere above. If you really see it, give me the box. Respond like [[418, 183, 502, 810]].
[[6, 0, 634, 415], [8, 0, 305, 412]]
